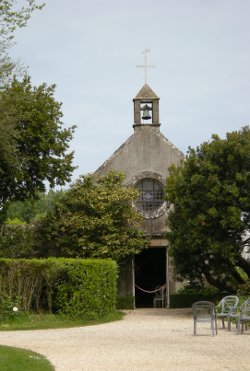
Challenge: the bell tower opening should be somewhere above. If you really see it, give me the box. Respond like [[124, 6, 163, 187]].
[[141, 102, 152, 123]]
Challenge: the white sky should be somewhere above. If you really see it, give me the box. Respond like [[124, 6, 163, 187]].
[[11, 0, 250, 184]]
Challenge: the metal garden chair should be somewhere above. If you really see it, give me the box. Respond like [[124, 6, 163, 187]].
[[216, 295, 239, 329], [236, 298, 250, 334], [192, 301, 217, 336], [153, 284, 166, 308]]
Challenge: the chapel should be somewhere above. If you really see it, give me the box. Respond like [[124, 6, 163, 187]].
[[95, 81, 184, 308]]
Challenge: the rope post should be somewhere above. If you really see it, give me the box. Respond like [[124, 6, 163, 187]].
[[166, 246, 170, 308]]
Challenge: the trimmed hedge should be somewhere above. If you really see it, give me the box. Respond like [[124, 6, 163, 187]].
[[170, 292, 225, 308], [0, 258, 117, 319], [56, 259, 117, 318]]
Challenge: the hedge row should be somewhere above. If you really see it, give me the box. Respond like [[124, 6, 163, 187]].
[[0, 258, 117, 319], [170, 292, 225, 308]]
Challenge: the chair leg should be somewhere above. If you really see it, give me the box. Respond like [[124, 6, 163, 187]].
[[194, 320, 197, 336], [214, 316, 217, 334], [237, 317, 241, 335], [228, 315, 231, 331], [241, 322, 248, 333], [211, 320, 214, 336]]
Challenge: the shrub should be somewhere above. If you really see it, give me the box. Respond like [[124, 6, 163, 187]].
[[0, 258, 117, 319], [0, 224, 38, 258], [0, 294, 27, 322], [55, 259, 117, 318], [116, 296, 134, 309], [237, 280, 250, 298], [170, 285, 223, 308]]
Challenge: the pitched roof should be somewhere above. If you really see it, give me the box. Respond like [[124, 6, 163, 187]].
[[95, 127, 184, 176], [134, 84, 159, 100]]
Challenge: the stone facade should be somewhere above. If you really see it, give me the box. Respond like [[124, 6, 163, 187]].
[[95, 84, 184, 307]]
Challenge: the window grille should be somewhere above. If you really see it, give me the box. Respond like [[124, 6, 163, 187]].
[[135, 178, 164, 212]]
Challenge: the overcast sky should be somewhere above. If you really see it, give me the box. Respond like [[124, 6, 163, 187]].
[[11, 0, 250, 184]]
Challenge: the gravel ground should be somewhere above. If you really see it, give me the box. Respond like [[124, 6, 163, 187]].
[[0, 308, 249, 371]]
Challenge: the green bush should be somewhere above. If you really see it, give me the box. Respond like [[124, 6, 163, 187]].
[[237, 280, 250, 298], [116, 296, 134, 309], [0, 258, 62, 313], [0, 294, 28, 322], [0, 224, 38, 258], [170, 293, 221, 308], [0, 258, 117, 319], [55, 259, 117, 318], [170, 286, 224, 308]]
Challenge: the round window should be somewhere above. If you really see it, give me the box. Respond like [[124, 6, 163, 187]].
[[134, 178, 164, 213]]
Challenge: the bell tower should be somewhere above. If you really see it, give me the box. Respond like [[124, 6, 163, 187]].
[[134, 49, 160, 128], [133, 83, 160, 128]]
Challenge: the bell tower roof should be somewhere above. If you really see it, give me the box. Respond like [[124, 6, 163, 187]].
[[134, 83, 159, 100]]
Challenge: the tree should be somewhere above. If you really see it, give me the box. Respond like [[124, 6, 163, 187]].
[[0, 0, 44, 85], [0, 76, 76, 224], [0, 190, 65, 259], [36, 171, 149, 260], [6, 189, 65, 223], [165, 126, 250, 293]]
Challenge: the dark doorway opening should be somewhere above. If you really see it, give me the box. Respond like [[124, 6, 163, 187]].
[[134, 247, 166, 308]]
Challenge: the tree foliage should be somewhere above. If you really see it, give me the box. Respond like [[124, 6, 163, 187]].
[[0, 77, 76, 223], [0, 191, 63, 259], [6, 190, 64, 223], [36, 171, 149, 261], [0, 0, 44, 85], [165, 126, 250, 293]]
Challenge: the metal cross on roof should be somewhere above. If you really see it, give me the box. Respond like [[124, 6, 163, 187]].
[[136, 49, 155, 84]]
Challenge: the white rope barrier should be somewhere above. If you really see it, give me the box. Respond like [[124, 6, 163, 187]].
[[135, 283, 166, 294]]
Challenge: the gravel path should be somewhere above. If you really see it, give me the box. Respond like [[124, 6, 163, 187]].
[[0, 308, 249, 370]]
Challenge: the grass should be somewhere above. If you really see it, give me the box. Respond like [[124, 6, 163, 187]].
[[0, 345, 54, 371], [0, 311, 124, 331]]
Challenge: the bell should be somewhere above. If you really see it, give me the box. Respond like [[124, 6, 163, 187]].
[[141, 104, 151, 120]]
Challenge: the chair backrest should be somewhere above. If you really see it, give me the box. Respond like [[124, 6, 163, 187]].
[[218, 295, 239, 313], [155, 284, 166, 298], [192, 301, 215, 320], [241, 298, 250, 317]]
